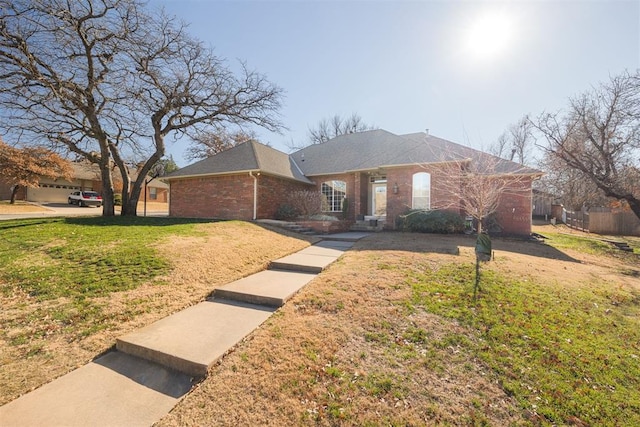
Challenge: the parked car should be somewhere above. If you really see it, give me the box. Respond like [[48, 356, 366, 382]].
[[68, 191, 102, 207]]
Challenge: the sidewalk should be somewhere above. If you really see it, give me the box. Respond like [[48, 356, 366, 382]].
[[0, 232, 368, 427]]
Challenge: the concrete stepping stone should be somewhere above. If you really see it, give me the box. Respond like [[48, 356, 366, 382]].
[[0, 352, 192, 427], [315, 239, 355, 250], [1, 233, 366, 425], [315, 231, 371, 242], [296, 244, 346, 258], [116, 300, 275, 378], [269, 251, 340, 273], [213, 269, 317, 307]]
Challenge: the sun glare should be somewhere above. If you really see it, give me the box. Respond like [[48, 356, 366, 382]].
[[465, 11, 513, 61]]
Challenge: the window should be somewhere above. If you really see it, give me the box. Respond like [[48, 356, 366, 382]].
[[321, 180, 346, 212], [149, 187, 158, 200], [412, 172, 431, 210]]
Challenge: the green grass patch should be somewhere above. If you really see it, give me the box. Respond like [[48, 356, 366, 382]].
[[0, 217, 213, 344], [0, 216, 208, 300], [544, 232, 616, 255], [408, 261, 640, 426]]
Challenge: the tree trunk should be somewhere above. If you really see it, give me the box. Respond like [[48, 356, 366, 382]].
[[10, 185, 19, 204], [627, 196, 640, 222], [120, 130, 165, 217], [124, 189, 139, 216], [99, 159, 115, 217]]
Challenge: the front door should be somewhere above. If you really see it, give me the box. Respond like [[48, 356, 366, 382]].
[[372, 183, 387, 216]]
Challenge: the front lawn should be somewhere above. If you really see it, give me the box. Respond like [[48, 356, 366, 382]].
[[157, 231, 640, 426], [2, 219, 638, 425], [0, 217, 312, 404]]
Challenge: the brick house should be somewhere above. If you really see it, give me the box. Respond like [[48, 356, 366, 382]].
[[164, 130, 542, 235]]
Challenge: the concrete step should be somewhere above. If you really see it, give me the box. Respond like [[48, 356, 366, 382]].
[[316, 231, 372, 242], [213, 269, 317, 307], [350, 225, 381, 232], [116, 300, 275, 378], [0, 351, 192, 427], [350, 220, 383, 232], [314, 239, 355, 250], [269, 245, 345, 273], [603, 239, 634, 252]]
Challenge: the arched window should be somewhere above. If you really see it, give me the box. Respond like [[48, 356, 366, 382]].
[[321, 180, 346, 212], [412, 172, 430, 210]]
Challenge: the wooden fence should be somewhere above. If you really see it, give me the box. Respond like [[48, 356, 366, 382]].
[[563, 209, 589, 232], [562, 207, 640, 236]]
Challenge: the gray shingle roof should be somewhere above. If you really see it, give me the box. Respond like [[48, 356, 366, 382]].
[[165, 130, 542, 181], [292, 130, 541, 176], [163, 140, 313, 184]]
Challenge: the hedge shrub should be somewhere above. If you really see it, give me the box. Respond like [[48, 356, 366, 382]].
[[274, 204, 299, 221], [396, 209, 464, 234]]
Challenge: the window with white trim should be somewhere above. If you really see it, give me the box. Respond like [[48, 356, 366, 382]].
[[321, 180, 346, 212], [412, 172, 431, 210]]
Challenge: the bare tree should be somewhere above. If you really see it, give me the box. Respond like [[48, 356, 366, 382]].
[[287, 113, 374, 150], [435, 157, 535, 234], [535, 150, 608, 211], [534, 71, 640, 220], [185, 130, 259, 161], [491, 115, 535, 165], [0, 0, 283, 216], [0, 139, 72, 204]]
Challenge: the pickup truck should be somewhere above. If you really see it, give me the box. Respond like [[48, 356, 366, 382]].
[[68, 191, 103, 207]]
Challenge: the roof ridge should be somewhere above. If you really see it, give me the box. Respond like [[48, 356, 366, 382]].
[[247, 140, 262, 170]]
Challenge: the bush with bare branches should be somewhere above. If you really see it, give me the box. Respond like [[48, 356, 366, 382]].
[[288, 190, 323, 219]]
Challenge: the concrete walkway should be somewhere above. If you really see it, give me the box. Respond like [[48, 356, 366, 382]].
[[0, 232, 368, 427]]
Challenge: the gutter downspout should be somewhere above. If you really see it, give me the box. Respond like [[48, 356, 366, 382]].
[[249, 171, 257, 220]]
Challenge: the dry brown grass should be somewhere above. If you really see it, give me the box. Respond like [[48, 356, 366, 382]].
[[0, 201, 51, 213], [156, 229, 638, 426], [0, 221, 313, 405], [2, 221, 637, 424], [155, 234, 518, 426]]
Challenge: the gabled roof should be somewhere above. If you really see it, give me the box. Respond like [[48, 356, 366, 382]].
[[166, 130, 541, 181], [401, 132, 542, 175], [70, 161, 102, 180], [163, 140, 313, 184], [290, 130, 541, 176]]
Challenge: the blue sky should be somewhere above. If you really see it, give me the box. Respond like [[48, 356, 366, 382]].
[[155, 0, 639, 167]]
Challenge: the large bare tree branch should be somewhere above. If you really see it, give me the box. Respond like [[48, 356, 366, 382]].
[[0, 0, 284, 216], [534, 71, 640, 220]]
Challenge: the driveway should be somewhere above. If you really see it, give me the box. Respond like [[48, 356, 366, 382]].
[[0, 203, 167, 220], [0, 203, 99, 220]]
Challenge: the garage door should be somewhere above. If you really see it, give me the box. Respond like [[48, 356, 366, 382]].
[[27, 186, 78, 203]]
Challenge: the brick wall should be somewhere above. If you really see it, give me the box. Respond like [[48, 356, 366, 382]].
[[493, 177, 534, 235], [386, 164, 462, 229], [169, 173, 313, 220], [386, 166, 533, 235], [167, 169, 534, 235], [256, 174, 313, 218], [170, 174, 255, 220]]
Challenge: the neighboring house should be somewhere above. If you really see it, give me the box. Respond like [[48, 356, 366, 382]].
[[164, 129, 542, 235], [142, 178, 169, 203], [0, 161, 169, 204]]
